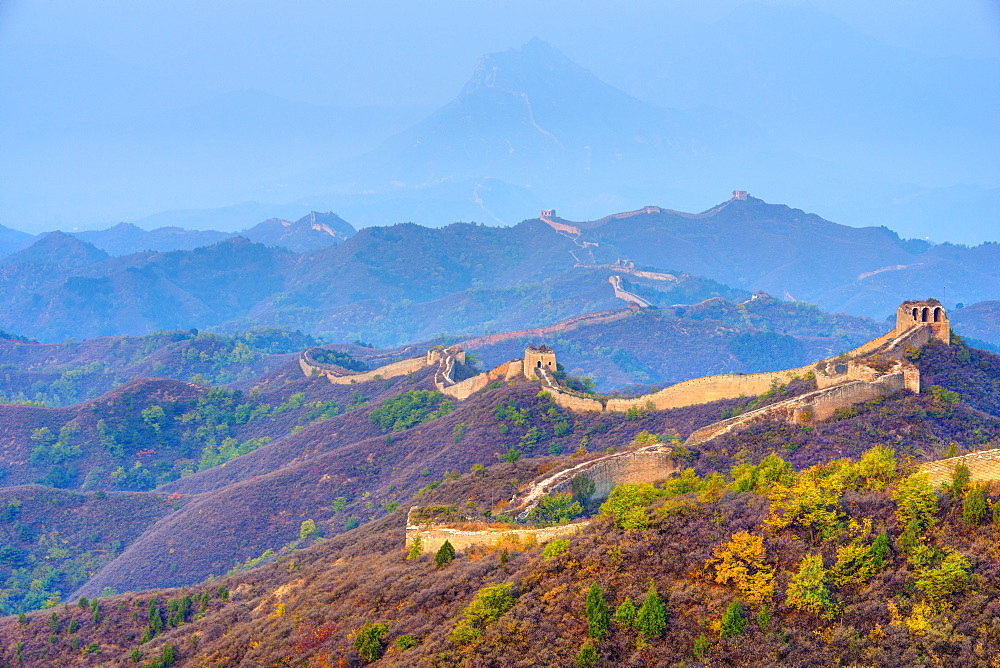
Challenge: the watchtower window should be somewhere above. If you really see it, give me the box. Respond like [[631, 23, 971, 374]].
[[911, 307, 918, 321], [536, 361, 541, 367], [933, 307, 942, 322], [921, 307, 929, 322]]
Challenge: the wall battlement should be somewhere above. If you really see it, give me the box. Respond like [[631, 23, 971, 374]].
[[301, 300, 943, 449]]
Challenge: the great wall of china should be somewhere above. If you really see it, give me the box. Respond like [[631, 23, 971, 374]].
[[299, 298, 954, 555], [299, 299, 947, 429]]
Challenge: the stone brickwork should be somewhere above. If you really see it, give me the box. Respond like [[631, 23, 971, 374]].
[[684, 363, 916, 446], [524, 345, 557, 380], [325, 356, 428, 385], [405, 444, 677, 554], [897, 300, 949, 344], [510, 445, 678, 519], [405, 517, 587, 555], [921, 448, 1000, 486]]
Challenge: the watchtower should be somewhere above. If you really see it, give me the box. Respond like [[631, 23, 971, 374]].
[[731, 190, 748, 200], [896, 300, 950, 344], [540, 209, 556, 219], [524, 345, 557, 380]]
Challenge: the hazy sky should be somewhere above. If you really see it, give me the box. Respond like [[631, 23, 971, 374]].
[[2, 0, 997, 109], [1, 0, 998, 239]]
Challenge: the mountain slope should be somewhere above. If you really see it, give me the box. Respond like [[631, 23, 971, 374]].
[[240, 211, 355, 252]]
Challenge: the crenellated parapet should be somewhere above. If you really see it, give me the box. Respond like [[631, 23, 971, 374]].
[[896, 300, 949, 345]]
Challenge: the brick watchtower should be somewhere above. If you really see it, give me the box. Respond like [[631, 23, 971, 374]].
[[523, 345, 557, 380], [896, 299, 950, 344]]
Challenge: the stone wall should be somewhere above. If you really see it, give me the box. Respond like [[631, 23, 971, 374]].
[[684, 365, 916, 446], [608, 275, 652, 308], [546, 389, 605, 413], [405, 516, 588, 555], [921, 448, 1000, 486], [510, 445, 678, 519], [439, 359, 524, 400], [605, 366, 813, 413], [405, 443, 677, 553], [325, 356, 428, 385]]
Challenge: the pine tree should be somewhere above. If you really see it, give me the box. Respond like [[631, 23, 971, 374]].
[[635, 583, 666, 639], [576, 640, 599, 668], [963, 484, 987, 526], [434, 540, 456, 568], [614, 596, 637, 629], [584, 583, 610, 641], [720, 601, 746, 638]]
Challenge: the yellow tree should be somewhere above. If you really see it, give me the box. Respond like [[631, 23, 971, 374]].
[[708, 531, 775, 605]]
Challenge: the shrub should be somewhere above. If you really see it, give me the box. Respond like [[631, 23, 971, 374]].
[[709, 531, 775, 605], [406, 536, 423, 559], [785, 554, 836, 619], [542, 539, 569, 561], [915, 551, 971, 605], [354, 621, 389, 663], [529, 492, 583, 526], [450, 583, 515, 646], [369, 390, 452, 432], [720, 601, 746, 638], [576, 640, 599, 668]]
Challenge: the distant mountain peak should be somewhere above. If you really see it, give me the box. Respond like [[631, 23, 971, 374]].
[[462, 38, 595, 98], [2, 230, 109, 268], [239, 211, 355, 252]]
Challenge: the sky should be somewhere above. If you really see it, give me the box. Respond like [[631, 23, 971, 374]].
[[1, 0, 998, 240], [2, 0, 997, 109]]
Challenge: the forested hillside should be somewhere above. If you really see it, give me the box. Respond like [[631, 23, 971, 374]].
[[1, 338, 999, 666]]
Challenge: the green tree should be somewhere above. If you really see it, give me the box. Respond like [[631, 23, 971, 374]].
[[915, 551, 971, 606], [571, 474, 597, 506], [599, 483, 664, 530], [893, 473, 939, 554], [541, 538, 569, 561], [576, 640, 599, 668], [585, 583, 610, 641], [719, 601, 746, 638], [951, 462, 971, 497], [635, 583, 666, 639], [693, 634, 710, 659], [528, 492, 583, 526], [148, 599, 163, 634], [614, 596, 637, 630], [963, 484, 987, 526], [831, 530, 890, 586], [434, 540, 456, 568], [755, 604, 771, 632], [406, 535, 423, 559], [354, 621, 389, 663], [299, 518, 317, 541], [450, 583, 515, 646], [160, 642, 176, 666], [858, 445, 898, 489], [785, 554, 836, 619]]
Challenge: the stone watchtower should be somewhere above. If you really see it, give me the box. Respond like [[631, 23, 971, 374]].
[[524, 345, 557, 380], [896, 299, 950, 344]]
